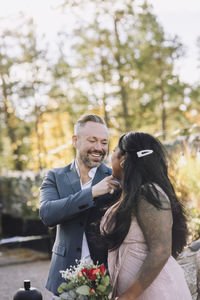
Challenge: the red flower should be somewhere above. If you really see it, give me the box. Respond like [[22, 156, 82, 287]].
[[92, 268, 100, 274], [99, 265, 106, 275], [81, 265, 105, 280], [90, 288, 95, 293], [88, 269, 97, 280], [81, 268, 90, 278]]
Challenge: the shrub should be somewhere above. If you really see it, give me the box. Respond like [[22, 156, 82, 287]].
[[169, 144, 200, 242]]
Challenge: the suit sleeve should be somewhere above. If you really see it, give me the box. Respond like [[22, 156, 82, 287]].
[[39, 170, 95, 227]]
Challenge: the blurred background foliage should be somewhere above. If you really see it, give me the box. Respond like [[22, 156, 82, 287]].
[[168, 138, 200, 242], [0, 171, 44, 219], [0, 0, 199, 240]]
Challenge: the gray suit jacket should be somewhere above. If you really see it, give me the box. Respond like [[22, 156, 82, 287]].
[[39, 161, 113, 295]]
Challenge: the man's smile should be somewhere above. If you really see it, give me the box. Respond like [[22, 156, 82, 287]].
[[91, 153, 101, 157], [88, 151, 105, 160]]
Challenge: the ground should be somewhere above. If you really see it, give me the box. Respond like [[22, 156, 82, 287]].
[[0, 247, 53, 300]]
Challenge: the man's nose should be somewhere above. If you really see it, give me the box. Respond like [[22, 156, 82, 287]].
[[94, 142, 102, 151]]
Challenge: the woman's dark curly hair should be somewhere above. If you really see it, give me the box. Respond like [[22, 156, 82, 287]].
[[102, 132, 188, 258]]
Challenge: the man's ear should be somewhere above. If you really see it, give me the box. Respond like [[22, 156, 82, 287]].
[[72, 135, 77, 148]]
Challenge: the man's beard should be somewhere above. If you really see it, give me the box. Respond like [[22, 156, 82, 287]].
[[80, 151, 106, 168]]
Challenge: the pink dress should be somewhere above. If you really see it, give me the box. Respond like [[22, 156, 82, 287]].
[[101, 204, 192, 300]]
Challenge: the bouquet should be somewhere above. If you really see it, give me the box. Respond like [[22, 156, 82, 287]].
[[57, 258, 113, 300]]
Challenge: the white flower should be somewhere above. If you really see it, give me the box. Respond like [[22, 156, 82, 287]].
[[60, 258, 97, 281]]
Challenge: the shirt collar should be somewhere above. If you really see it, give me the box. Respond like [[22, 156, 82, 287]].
[[74, 159, 97, 180]]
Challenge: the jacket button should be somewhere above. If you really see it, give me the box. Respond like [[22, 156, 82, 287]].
[[77, 247, 81, 252]]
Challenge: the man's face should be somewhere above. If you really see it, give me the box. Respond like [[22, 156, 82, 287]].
[[72, 121, 109, 168]]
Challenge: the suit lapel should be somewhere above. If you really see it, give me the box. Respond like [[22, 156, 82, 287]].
[[92, 163, 110, 186], [65, 161, 81, 193], [64, 162, 110, 193]]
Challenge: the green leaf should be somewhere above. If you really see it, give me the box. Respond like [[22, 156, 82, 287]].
[[58, 282, 75, 294], [96, 284, 106, 293], [57, 287, 63, 294], [100, 275, 110, 286], [104, 285, 113, 296], [76, 285, 90, 295], [65, 282, 76, 290], [57, 282, 67, 293]]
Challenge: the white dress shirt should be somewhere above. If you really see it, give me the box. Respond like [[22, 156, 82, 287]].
[[74, 160, 97, 260]]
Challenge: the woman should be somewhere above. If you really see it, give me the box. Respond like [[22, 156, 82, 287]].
[[101, 132, 192, 300]]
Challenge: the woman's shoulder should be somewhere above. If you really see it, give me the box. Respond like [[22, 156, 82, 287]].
[[140, 183, 171, 209]]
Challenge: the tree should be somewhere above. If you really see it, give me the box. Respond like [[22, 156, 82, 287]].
[[58, 0, 187, 138], [18, 17, 51, 169], [0, 17, 31, 170], [0, 15, 51, 171]]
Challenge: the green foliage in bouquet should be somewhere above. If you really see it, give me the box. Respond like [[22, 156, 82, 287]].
[[57, 259, 113, 300]]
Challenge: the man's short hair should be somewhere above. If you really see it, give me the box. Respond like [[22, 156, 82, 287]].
[[74, 114, 106, 135]]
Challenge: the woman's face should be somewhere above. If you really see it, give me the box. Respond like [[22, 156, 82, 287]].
[[111, 146, 124, 180]]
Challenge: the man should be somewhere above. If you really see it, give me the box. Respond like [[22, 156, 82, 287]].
[[39, 114, 119, 296]]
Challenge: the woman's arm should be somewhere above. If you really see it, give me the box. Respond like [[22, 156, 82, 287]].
[[117, 192, 173, 300]]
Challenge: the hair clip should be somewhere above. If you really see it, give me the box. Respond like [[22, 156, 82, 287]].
[[137, 149, 153, 158]]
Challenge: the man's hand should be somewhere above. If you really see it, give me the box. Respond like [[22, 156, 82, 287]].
[[92, 175, 121, 198]]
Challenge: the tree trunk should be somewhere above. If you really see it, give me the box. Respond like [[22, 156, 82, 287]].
[[114, 17, 130, 131]]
